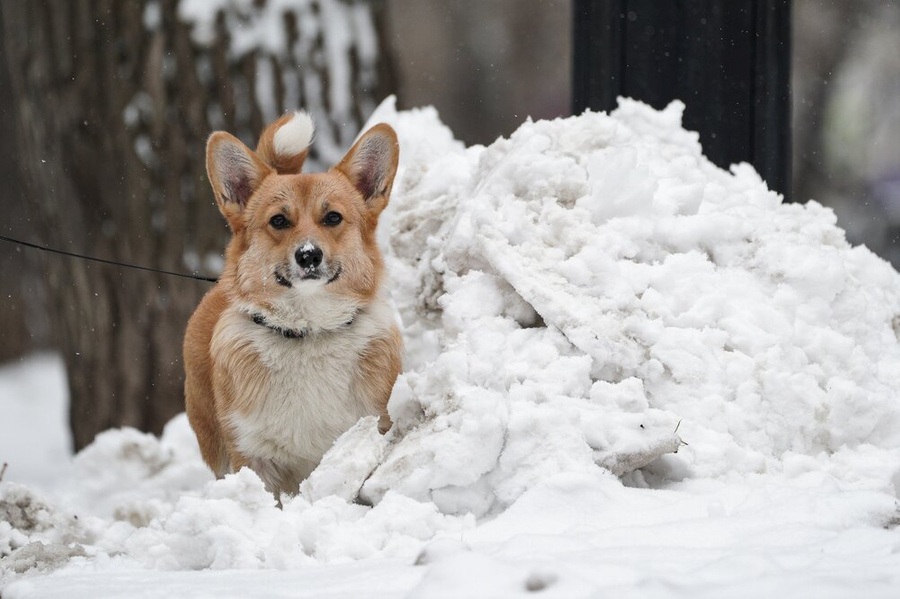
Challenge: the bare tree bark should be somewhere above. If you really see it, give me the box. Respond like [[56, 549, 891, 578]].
[[0, 7, 49, 363], [1, 0, 391, 450]]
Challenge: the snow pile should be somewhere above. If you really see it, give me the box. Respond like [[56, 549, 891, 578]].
[[1, 416, 471, 583], [3, 98, 900, 593], [364, 96, 900, 514]]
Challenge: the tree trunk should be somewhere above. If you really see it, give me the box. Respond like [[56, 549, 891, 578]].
[[0, 0, 391, 450], [0, 7, 49, 363]]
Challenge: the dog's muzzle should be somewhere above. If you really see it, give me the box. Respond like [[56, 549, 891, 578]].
[[279, 242, 340, 284]]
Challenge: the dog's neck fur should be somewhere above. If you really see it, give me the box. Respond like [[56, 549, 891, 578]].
[[249, 313, 307, 339], [237, 285, 364, 339], [249, 309, 358, 339]]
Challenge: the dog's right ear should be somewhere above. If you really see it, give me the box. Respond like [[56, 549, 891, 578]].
[[206, 132, 272, 228]]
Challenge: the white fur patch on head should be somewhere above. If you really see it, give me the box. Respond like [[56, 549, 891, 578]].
[[273, 111, 315, 158]]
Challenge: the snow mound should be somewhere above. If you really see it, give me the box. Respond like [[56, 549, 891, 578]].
[[3, 98, 900, 589], [366, 96, 900, 515]]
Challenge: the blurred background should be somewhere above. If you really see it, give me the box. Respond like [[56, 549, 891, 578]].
[[0, 0, 897, 450]]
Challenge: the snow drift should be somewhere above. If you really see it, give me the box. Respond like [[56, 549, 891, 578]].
[[365, 97, 900, 510], [3, 97, 900, 593]]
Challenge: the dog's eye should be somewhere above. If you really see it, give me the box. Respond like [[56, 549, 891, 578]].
[[269, 214, 290, 230], [323, 211, 343, 227]]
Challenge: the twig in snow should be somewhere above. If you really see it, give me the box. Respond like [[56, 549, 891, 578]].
[[0, 462, 7, 483], [673, 420, 689, 450]]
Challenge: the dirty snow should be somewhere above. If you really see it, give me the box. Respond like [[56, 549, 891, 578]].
[[2, 97, 900, 598]]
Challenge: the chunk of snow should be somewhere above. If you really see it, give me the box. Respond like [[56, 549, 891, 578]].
[[299, 416, 387, 503]]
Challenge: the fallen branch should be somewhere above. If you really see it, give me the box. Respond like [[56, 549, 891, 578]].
[[0, 462, 7, 483]]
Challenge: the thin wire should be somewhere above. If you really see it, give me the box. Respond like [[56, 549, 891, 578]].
[[0, 233, 218, 283]]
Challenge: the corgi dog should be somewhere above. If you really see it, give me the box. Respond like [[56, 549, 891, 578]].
[[184, 112, 402, 499]]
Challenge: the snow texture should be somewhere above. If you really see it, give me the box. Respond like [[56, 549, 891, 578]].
[[3, 97, 900, 597]]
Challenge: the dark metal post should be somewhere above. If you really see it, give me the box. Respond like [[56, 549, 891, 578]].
[[573, 0, 792, 200]]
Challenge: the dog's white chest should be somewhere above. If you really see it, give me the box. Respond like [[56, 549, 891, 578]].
[[238, 333, 369, 463], [212, 302, 392, 475]]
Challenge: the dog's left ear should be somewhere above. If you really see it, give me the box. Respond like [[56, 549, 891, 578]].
[[334, 124, 399, 217]]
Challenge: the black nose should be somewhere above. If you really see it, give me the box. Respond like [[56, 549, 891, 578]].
[[295, 245, 323, 270]]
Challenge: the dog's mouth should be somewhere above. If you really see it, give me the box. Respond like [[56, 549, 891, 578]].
[[326, 264, 342, 284], [274, 263, 342, 288]]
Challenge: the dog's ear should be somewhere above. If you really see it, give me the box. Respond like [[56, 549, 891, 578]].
[[206, 132, 272, 227], [256, 111, 314, 175], [334, 123, 399, 217]]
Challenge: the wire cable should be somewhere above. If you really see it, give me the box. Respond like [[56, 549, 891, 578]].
[[0, 233, 218, 283]]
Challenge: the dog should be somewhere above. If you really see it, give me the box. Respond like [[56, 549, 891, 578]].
[[184, 111, 402, 499]]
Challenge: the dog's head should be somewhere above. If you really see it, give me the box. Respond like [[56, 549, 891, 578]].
[[206, 112, 398, 327]]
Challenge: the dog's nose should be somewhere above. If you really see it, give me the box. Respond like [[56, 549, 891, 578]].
[[295, 245, 323, 270]]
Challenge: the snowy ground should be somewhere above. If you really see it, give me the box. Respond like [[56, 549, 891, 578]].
[[0, 355, 71, 491], [2, 98, 900, 598]]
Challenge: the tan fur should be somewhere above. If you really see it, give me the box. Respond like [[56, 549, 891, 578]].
[[185, 115, 402, 498], [356, 327, 403, 433], [184, 287, 231, 475]]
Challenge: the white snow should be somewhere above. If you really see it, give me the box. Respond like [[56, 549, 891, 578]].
[[3, 97, 900, 598], [0, 354, 70, 491]]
